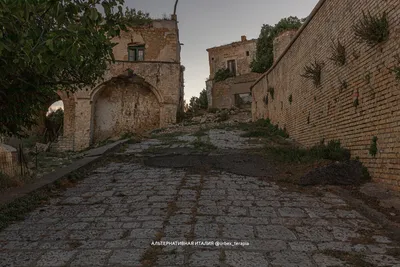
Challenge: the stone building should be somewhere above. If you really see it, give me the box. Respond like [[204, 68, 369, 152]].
[[206, 36, 261, 109], [50, 16, 184, 151]]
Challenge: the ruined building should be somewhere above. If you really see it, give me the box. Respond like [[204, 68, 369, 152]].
[[206, 36, 261, 109], [51, 16, 184, 151]]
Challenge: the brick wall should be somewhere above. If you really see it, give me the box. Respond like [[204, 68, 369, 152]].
[[251, 0, 400, 190]]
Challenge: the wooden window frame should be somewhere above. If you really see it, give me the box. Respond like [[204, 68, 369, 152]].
[[227, 59, 236, 76], [128, 45, 145, 61]]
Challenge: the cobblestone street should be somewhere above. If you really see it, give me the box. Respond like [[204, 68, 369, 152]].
[[0, 129, 399, 267]]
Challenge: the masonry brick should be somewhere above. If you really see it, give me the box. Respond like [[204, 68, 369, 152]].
[[251, 0, 400, 190]]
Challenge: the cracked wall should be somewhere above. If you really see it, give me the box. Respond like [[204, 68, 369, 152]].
[[64, 18, 183, 151]]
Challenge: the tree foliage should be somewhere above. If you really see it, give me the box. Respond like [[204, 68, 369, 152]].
[[251, 16, 304, 73], [45, 108, 64, 142], [198, 89, 208, 110], [0, 0, 151, 137], [188, 89, 208, 113], [214, 68, 234, 82]]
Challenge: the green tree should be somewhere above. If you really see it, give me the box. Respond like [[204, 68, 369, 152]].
[[188, 96, 200, 113], [251, 16, 303, 73], [45, 108, 64, 142], [198, 89, 208, 110], [0, 0, 151, 137]]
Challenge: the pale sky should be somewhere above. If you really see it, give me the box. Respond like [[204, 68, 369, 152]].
[[123, 0, 319, 102], [50, 0, 319, 111]]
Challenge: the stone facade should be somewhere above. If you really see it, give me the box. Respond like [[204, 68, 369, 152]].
[[273, 30, 297, 62], [0, 144, 17, 177], [206, 36, 261, 109], [251, 0, 400, 190], [54, 17, 183, 151]]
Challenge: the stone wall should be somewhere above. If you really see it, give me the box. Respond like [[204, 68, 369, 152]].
[[92, 77, 160, 142], [64, 18, 183, 151], [112, 19, 180, 62], [0, 144, 17, 177], [207, 36, 257, 80], [205, 80, 213, 109], [51, 136, 74, 152], [251, 0, 400, 190], [273, 30, 297, 62], [213, 73, 262, 109]]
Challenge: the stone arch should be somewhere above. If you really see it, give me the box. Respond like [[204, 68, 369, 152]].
[[32, 91, 75, 141], [89, 74, 163, 144], [90, 73, 164, 104]]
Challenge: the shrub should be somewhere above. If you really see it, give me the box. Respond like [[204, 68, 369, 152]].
[[214, 68, 234, 82], [208, 108, 219, 114], [369, 136, 378, 157], [329, 39, 346, 66], [301, 60, 323, 87], [309, 140, 351, 161], [217, 110, 229, 121], [252, 119, 289, 138], [265, 139, 351, 163], [353, 11, 389, 47]]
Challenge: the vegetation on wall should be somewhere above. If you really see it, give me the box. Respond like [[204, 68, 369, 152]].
[[251, 16, 305, 73], [329, 39, 346, 66], [301, 60, 323, 87], [0, 0, 151, 137], [352, 50, 360, 59], [353, 98, 359, 108], [214, 68, 235, 82], [369, 136, 378, 157], [124, 7, 152, 25], [339, 79, 348, 93], [389, 55, 400, 81], [364, 71, 371, 84], [352, 11, 389, 47], [267, 87, 275, 99], [263, 95, 269, 105]]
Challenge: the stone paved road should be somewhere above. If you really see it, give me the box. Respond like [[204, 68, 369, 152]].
[[1, 130, 400, 267]]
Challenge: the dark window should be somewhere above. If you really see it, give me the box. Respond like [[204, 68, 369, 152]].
[[128, 45, 145, 61], [227, 60, 236, 76], [211, 57, 214, 61], [246, 51, 250, 56]]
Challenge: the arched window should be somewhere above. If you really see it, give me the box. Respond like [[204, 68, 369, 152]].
[[128, 45, 145, 61]]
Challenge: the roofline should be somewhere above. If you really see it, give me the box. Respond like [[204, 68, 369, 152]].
[[206, 38, 258, 52], [250, 0, 328, 91]]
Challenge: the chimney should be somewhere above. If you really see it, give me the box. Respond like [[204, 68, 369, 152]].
[[241, 35, 247, 42]]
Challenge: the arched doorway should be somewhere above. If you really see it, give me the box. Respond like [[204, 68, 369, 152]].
[[91, 75, 161, 144], [45, 100, 64, 143]]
